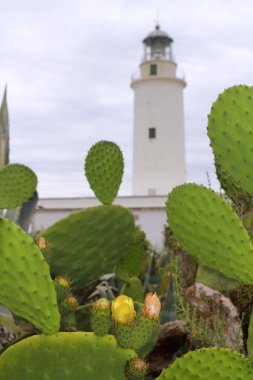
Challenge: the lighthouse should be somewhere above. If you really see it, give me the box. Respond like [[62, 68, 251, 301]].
[[131, 25, 186, 195]]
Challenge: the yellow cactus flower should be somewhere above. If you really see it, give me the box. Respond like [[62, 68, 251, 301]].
[[111, 295, 136, 324], [142, 292, 161, 320]]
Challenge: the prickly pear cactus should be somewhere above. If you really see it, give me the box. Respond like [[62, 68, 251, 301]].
[[91, 298, 111, 337], [208, 85, 253, 196], [166, 183, 253, 284], [121, 277, 144, 302], [196, 264, 238, 292], [43, 205, 135, 289], [0, 218, 60, 334], [248, 309, 253, 362], [215, 158, 253, 213], [85, 140, 124, 205], [125, 358, 148, 380], [0, 163, 37, 209], [156, 347, 253, 379], [0, 332, 136, 380], [116, 244, 145, 282]]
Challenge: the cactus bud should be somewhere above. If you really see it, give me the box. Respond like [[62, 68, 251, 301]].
[[37, 236, 47, 249], [125, 358, 148, 380], [64, 295, 79, 311], [54, 276, 72, 302], [91, 298, 111, 337], [142, 293, 161, 320], [36, 236, 51, 264], [55, 276, 71, 289], [93, 298, 110, 311]]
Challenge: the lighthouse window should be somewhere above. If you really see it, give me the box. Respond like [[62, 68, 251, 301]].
[[149, 128, 156, 139], [150, 64, 157, 76]]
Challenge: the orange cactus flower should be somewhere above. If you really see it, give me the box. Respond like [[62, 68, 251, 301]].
[[142, 292, 161, 320]]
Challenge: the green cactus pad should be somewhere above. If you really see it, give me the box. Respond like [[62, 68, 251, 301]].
[[113, 314, 159, 356], [0, 164, 37, 209], [248, 310, 253, 362], [166, 184, 253, 284], [0, 218, 60, 334], [121, 277, 144, 303], [0, 332, 137, 380], [196, 264, 239, 292], [43, 205, 135, 289], [85, 140, 124, 204], [132, 227, 146, 245], [113, 320, 136, 349], [156, 347, 253, 379], [131, 314, 160, 355], [116, 244, 145, 282], [215, 158, 253, 211], [208, 85, 253, 196], [91, 300, 111, 337]]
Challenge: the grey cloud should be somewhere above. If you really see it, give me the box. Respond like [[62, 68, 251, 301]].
[[1, 1, 253, 196]]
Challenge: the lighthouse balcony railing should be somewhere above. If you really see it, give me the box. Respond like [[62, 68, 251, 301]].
[[131, 68, 185, 82]]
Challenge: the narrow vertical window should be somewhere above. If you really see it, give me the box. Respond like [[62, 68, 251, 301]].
[[150, 64, 157, 76], [148, 188, 156, 195], [149, 128, 156, 139]]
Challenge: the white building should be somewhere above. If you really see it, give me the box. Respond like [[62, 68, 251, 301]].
[[32, 25, 186, 249]]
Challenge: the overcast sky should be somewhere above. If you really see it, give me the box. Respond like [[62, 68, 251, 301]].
[[1, 0, 253, 198]]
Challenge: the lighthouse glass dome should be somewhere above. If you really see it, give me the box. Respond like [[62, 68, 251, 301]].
[[142, 24, 174, 61]]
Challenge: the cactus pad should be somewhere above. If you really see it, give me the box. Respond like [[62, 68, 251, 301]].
[[0, 332, 136, 380], [215, 158, 253, 211], [247, 310, 253, 362], [166, 184, 253, 284], [116, 244, 145, 282], [0, 218, 60, 334], [85, 140, 124, 204], [0, 164, 37, 209], [43, 205, 135, 289], [157, 347, 253, 379], [208, 85, 253, 196]]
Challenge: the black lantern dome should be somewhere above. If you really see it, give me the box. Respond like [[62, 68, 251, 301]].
[[142, 24, 174, 61]]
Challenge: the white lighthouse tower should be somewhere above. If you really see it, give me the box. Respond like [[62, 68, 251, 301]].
[[131, 24, 186, 195]]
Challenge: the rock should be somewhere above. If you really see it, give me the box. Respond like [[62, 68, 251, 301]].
[[0, 326, 19, 348], [185, 282, 244, 351], [146, 320, 187, 378]]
